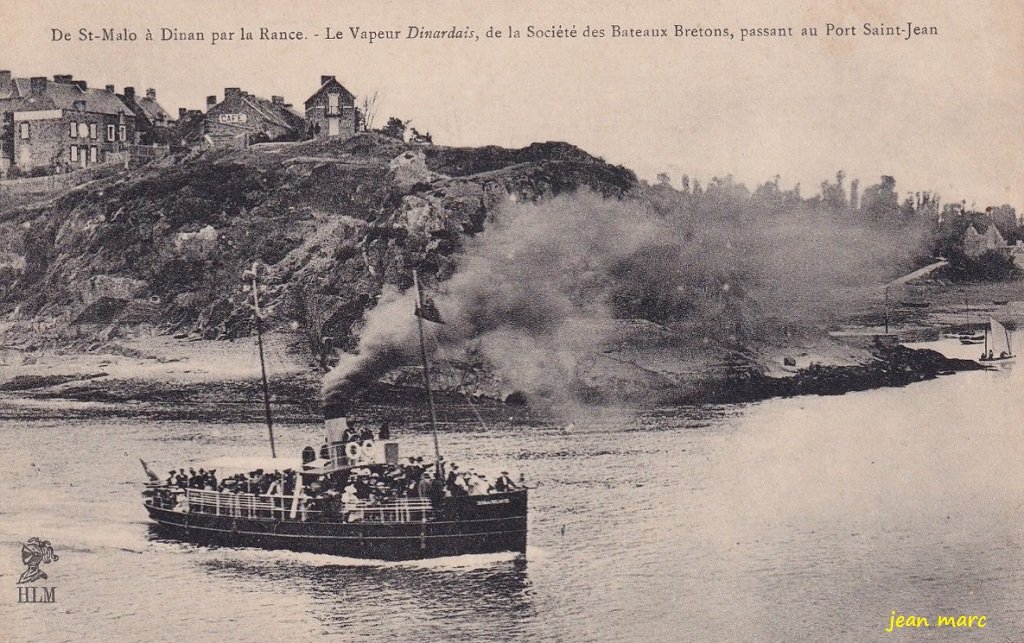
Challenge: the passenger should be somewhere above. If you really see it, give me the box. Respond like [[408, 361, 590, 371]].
[[417, 472, 433, 499], [360, 426, 374, 443], [468, 473, 486, 496], [429, 473, 445, 503], [176, 469, 188, 488], [446, 464, 460, 493], [341, 483, 361, 522], [378, 421, 391, 440], [494, 471, 518, 493], [166, 470, 176, 486], [319, 442, 330, 460]]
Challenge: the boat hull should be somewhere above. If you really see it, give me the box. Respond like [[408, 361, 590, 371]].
[[144, 491, 528, 561]]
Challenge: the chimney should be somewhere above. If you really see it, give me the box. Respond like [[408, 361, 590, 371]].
[[53, 74, 73, 83], [320, 75, 335, 86], [0, 70, 11, 94], [146, 88, 156, 99], [272, 95, 284, 105], [124, 86, 135, 100], [178, 107, 187, 119], [322, 394, 351, 446], [224, 87, 242, 101], [105, 84, 115, 93], [206, 95, 217, 109], [30, 76, 47, 94], [72, 80, 87, 91]]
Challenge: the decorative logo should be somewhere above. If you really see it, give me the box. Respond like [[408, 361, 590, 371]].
[[18, 537, 58, 585]]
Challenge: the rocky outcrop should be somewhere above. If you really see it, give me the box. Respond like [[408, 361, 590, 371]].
[[0, 134, 636, 359]]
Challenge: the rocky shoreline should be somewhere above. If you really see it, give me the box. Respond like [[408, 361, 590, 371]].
[[0, 335, 986, 424]]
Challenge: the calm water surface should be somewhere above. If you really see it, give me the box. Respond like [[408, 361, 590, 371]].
[[1, 337, 1022, 642]]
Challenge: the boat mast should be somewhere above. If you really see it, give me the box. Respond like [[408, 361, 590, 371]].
[[247, 262, 276, 458], [883, 286, 889, 334], [412, 270, 442, 470]]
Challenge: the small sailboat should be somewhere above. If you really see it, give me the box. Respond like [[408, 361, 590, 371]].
[[979, 317, 1015, 363]]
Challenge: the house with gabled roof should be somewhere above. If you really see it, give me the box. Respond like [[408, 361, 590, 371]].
[[304, 75, 357, 140], [0, 72, 136, 174], [202, 87, 305, 147], [117, 86, 173, 144]]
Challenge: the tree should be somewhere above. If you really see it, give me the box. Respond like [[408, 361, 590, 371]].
[[989, 204, 1019, 242], [861, 175, 900, 225], [358, 91, 380, 131], [408, 127, 433, 144], [380, 117, 408, 140], [820, 170, 847, 211]]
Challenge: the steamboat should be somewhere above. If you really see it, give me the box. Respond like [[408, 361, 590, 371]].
[[142, 269, 528, 561]]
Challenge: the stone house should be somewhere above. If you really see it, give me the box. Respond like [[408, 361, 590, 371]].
[[0, 72, 136, 174], [304, 75, 357, 140], [202, 87, 305, 147], [117, 86, 173, 144], [963, 223, 1007, 259]]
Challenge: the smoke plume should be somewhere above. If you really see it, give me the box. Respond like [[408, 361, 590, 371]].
[[324, 186, 925, 412]]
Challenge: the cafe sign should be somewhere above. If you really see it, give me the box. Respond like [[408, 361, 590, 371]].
[[218, 113, 248, 124]]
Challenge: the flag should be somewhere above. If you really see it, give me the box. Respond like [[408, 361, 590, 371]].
[[415, 296, 444, 324]]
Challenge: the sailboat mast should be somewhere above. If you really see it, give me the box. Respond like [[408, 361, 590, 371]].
[[412, 270, 442, 468], [249, 264, 276, 458]]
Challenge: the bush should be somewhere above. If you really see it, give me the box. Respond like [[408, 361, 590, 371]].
[[947, 248, 1017, 281]]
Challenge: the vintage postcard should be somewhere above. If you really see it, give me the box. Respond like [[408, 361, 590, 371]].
[[1, 0, 1021, 641]]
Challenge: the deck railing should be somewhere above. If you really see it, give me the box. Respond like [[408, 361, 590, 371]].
[[148, 487, 436, 523]]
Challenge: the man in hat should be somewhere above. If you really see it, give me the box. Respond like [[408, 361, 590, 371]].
[[416, 471, 433, 499], [446, 464, 460, 495], [494, 471, 518, 493]]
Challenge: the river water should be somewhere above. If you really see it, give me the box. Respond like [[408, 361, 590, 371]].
[[1, 336, 1022, 642]]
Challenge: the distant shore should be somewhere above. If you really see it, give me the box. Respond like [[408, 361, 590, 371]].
[[0, 315, 992, 424]]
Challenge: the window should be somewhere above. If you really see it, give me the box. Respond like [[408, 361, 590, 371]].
[[107, 125, 115, 141], [70, 145, 79, 161], [118, 125, 126, 141], [19, 122, 29, 139], [70, 121, 78, 138], [89, 123, 97, 139], [90, 146, 98, 163]]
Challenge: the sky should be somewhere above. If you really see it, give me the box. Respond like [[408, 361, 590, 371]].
[[2, 0, 1022, 210]]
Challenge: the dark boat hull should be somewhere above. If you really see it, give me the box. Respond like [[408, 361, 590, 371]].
[[144, 491, 527, 561]]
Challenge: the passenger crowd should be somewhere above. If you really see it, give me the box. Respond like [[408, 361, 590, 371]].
[[161, 455, 523, 521]]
